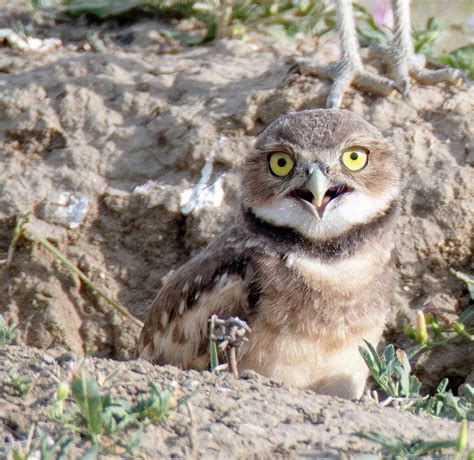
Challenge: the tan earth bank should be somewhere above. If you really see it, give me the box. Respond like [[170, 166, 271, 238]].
[[0, 6, 473, 458], [1, 345, 472, 458]]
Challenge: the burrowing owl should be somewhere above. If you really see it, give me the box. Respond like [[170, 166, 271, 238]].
[[138, 108, 400, 399]]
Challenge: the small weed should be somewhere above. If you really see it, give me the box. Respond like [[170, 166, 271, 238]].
[[36, 429, 74, 459], [58, 0, 336, 44], [436, 44, 474, 80], [10, 367, 192, 458], [360, 342, 421, 400], [451, 269, 474, 300], [361, 269, 473, 417], [47, 369, 193, 456], [10, 374, 33, 398], [356, 9, 443, 55], [355, 418, 471, 460], [404, 269, 473, 351], [11, 424, 36, 460], [360, 341, 473, 421], [11, 425, 74, 460], [0, 314, 18, 346], [208, 316, 220, 372]]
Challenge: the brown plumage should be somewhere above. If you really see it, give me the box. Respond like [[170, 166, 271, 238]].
[[138, 108, 400, 399]]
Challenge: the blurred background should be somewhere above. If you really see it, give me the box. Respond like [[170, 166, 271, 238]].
[[0, 1, 472, 74], [362, 0, 473, 51]]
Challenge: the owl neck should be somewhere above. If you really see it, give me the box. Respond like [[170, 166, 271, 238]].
[[242, 201, 398, 260]]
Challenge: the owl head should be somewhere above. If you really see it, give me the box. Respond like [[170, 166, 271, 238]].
[[241, 109, 400, 240]]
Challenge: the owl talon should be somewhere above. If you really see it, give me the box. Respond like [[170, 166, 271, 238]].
[[368, 0, 462, 95], [290, 0, 462, 108], [209, 315, 250, 378], [294, 60, 395, 108], [368, 45, 462, 94]]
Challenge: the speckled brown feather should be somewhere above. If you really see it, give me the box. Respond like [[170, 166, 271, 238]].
[[138, 109, 400, 399]]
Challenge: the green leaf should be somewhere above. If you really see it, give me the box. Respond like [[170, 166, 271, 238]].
[[354, 431, 406, 453], [382, 344, 395, 366], [71, 371, 103, 439], [451, 268, 474, 300], [459, 305, 474, 324], [364, 340, 384, 373], [406, 343, 426, 360], [412, 439, 457, 455], [79, 445, 101, 460], [0, 314, 18, 347], [359, 344, 391, 394], [464, 384, 474, 399], [408, 375, 422, 395], [426, 16, 438, 32], [63, 0, 143, 18], [437, 378, 449, 393]]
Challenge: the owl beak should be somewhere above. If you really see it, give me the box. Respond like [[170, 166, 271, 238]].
[[307, 167, 331, 211]]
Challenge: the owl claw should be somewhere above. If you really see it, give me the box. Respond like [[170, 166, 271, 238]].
[[288, 0, 462, 108], [209, 315, 250, 377], [292, 60, 395, 108]]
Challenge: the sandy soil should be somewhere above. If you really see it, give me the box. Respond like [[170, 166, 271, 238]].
[[1, 345, 473, 458], [0, 6, 472, 458]]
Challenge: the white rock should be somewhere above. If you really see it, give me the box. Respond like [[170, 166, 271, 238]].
[[179, 154, 225, 215], [41, 192, 89, 229]]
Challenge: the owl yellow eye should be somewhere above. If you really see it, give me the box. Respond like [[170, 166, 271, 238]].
[[341, 149, 369, 171], [269, 152, 294, 177]]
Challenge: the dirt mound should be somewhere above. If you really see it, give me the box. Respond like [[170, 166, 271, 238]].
[[1, 345, 471, 458]]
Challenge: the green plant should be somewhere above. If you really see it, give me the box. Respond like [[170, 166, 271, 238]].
[[360, 341, 473, 421], [37, 429, 73, 460], [11, 424, 35, 460], [11, 424, 73, 460], [10, 374, 33, 398], [451, 269, 474, 300], [436, 44, 474, 80], [0, 314, 18, 346], [361, 269, 474, 420], [47, 369, 193, 456], [209, 315, 220, 371], [36, 0, 337, 44], [417, 379, 473, 421], [355, 418, 470, 460], [360, 342, 421, 400], [404, 270, 474, 351]]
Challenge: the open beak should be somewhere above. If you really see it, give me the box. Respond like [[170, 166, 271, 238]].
[[307, 167, 331, 209], [288, 165, 353, 219]]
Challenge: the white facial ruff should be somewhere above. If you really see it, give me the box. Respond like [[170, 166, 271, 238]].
[[251, 187, 398, 240]]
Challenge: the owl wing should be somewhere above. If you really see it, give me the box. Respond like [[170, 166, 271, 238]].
[[137, 234, 261, 369]]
